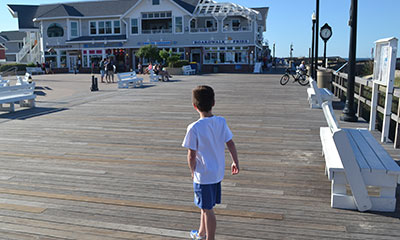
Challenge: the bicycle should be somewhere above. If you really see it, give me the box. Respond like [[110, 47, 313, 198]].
[[280, 67, 309, 86]]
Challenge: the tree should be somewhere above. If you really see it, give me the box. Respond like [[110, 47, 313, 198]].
[[159, 49, 181, 67], [135, 45, 160, 62]]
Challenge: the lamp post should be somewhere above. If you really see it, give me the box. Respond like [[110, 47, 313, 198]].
[[311, 12, 316, 79], [314, 0, 320, 82], [341, 0, 358, 122]]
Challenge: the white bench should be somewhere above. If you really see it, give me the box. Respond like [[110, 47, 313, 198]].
[[117, 72, 143, 88], [26, 67, 44, 75], [149, 69, 160, 82], [307, 78, 333, 109], [0, 82, 36, 112], [182, 65, 195, 75], [320, 101, 400, 212], [0, 76, 10, 87]]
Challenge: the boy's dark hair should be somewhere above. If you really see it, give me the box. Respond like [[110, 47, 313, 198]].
[[192, 85, 215, 112]]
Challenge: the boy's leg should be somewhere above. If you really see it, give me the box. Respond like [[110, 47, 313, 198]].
[[198, 210, 206, 237], [202, 209, 216, 240]]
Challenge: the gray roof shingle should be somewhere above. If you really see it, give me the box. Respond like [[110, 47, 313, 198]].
[[8, 0, 201, 30], [0, 31, 26, 41]]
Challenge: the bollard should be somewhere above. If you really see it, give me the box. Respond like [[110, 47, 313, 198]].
[[90, 75, 99, 91]]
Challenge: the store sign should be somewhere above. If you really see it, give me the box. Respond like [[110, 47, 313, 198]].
[[138, 41, 177, 46], [193, 40, 250, 45]]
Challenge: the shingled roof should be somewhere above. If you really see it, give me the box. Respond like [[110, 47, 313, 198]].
[[8, 0, 200, 29]]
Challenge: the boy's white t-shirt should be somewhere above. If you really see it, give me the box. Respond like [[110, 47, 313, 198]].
[[182, 116, 233, 184]]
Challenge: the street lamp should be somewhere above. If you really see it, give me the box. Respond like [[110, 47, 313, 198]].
[[341, 0, 358, 122], [311, 12, 316, 79], [314, 0, 320, 82]]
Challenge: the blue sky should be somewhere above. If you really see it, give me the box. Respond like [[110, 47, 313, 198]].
[[1, 0, 399, 58]]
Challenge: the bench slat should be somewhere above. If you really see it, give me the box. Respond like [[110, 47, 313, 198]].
[[358, 129, 400, 175], [345, 128, 387, 173], [333, 129, 372, 212]]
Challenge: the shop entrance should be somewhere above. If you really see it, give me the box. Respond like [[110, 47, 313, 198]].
[[68, 55, 78, 72]]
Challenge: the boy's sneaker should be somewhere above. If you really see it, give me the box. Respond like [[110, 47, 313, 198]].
[[190, 230, 206, 240]]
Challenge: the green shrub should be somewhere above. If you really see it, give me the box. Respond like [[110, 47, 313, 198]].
[[26, 62, 36, 67], [170, 60, 189, 68], [0, 63, 28, 72]]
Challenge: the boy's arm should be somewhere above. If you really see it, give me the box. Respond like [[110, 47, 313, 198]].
[[226, 139, 239, 175], [187, 149, 197, 179]]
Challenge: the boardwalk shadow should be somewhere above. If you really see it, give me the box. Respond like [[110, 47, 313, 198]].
[[332, 100, 345, 110], [0, 107, 67, 120]]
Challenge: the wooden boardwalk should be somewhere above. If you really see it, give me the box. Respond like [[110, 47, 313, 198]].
[[0, 73, 399, 239]]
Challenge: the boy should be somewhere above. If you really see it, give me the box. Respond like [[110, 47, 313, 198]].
[[182, 85, 239, 240]]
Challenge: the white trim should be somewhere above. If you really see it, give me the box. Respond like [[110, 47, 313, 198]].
[[130, 18, 139, 35], [34, 15, 122, 21], [89, 20, 121, 36], [174, 16, 184, 34]]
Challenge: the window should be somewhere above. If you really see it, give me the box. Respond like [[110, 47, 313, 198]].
[[131, 19, 138, 34], [47, 23, 64, 37], [190, 19, 196, 29], [90, 22, 97, 35], [98, 21, 105, 34], [114, 21, 120, 34], [152, 0, 160, 5], [70, 21, 78, 37], [141, 11, 171, 19], [175, 16, 183, 33], [205, 20, 214, 28], [105, 21, 112, 34], [232, 19, 240, 31]]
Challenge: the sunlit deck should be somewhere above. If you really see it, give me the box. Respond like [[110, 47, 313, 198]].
[[0, 72, 399, 239]]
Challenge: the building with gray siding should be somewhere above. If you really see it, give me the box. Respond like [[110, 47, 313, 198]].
[[8, 0, 268, 73], [0, 31, 25, 62]]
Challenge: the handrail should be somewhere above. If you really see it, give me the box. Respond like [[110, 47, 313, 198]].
[[335, 62, 348, 73], [0, 66, 18, 76]]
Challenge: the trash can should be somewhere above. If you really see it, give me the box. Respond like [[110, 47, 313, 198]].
[[190, 63, 197, 73], [317, 70, 332, 89]]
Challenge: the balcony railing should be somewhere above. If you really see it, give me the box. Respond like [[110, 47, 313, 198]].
[[141, 29, 172, 34], [222, 25, 251, 32], [190, 28, 217, 33]]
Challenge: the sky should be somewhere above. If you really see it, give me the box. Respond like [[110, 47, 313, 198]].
[[1, 0, 399, 58]]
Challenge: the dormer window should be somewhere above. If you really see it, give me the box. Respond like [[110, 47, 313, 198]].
[[152, 0, 160, 5]]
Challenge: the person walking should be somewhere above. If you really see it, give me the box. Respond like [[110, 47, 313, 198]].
[[182, 85, 240, 240]]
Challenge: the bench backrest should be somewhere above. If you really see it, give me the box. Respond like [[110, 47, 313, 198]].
[[321, 101, 340, 133], [149, 69, 157, 76], [0, 78, 10, 87], [117, 72, 137, 81], [309, 78, 323, 105], [182, 65, 191, 70], [0, 82, 35, 98]]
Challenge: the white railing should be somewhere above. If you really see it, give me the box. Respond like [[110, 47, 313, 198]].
[[16, 34, 40, 63], [190, 28, 217, 33], [222, 25, 251, 32], [141, 29, 172, 34]]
